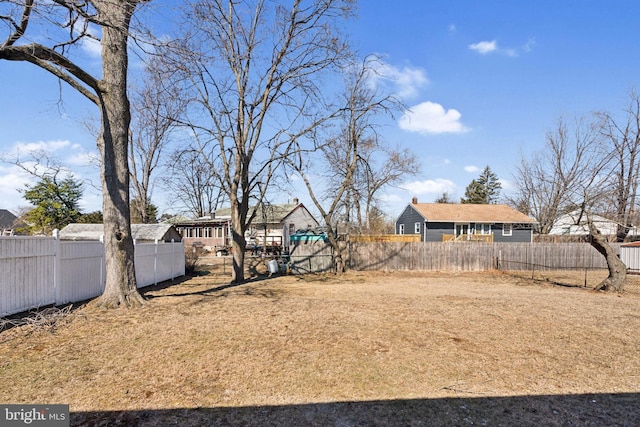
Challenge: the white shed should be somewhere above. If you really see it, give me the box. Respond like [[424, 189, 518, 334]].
[[620, 242, 640, 274]]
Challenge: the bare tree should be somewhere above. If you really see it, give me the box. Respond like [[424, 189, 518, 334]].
[[129, 57, 187, 224], [511, 116, 627, 291], [509, 117, 602, 234], [1, 0, 145, 307], [162, 147, 225, 217], [165, 0, 353, 282], [289, 56, 400, 273], [314, 56, 418, 235], [349, 143, 419, 232], [596, 90, 640, 242]]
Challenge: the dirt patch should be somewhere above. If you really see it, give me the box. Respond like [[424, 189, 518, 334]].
[[1, 270, 640, 426]]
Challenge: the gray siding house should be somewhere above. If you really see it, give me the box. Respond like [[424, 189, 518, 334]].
[[0, 209, 18, 235], [396, 199, 536, 243], [189, 198, 319, 251]]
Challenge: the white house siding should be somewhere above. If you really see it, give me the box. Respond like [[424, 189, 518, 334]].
[[549, 211, 618, 236], [621, 243, 640, 273]]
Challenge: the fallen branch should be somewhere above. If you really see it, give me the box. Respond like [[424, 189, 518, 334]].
[[0, 305, 74, 334]]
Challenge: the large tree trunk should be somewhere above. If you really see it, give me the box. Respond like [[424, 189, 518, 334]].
[[588, 221, 627, 292], [91, 0, 144, 308], [230, 206, 247, 283], [323, 215, 344, 275]]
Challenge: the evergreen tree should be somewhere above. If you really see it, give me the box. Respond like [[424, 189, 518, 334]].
[[78, 211, 104, 224], [130, 198, 158, 224], [461, 166, 502, 204], [21, 176, 82, 234]]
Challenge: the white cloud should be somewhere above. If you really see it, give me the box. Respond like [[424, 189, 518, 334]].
[[66, 151, 99, 167], [523, 38, 536, 52], [399, 101, 469, 134], [10, 140, 71, 156], [464, 165, 479, 173], [78, 21, 102, 59], [0, 165, 34, 210], [448, 24, 456, 33], [469, 40, 498, 55], [81, 38, 102, 58], [367, 60, 429, 99], [469, 38, 535, 57], [499, 178, 514, 192], [400, 178, 456, 195], [0, 139, 100, 212]]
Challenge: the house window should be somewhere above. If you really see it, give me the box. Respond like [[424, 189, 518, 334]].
[[415, 222, 421, 233], [289, 224, 296, 234], [455, 224, 469, 237], [399, 224, 405, 235], [503, 223, 513, 236], [476, 223, 491, 235]]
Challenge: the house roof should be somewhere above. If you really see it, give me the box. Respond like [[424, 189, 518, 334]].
[[549, 210, 618, 236], [0, 209, 17, 228], [214, 202, 308, 223], [59, 223, 182, 241], [410, 203, 537, 223], [171, 217, 232, 227]]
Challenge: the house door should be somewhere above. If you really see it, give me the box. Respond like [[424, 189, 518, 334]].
[[455, 224, 469, 237]]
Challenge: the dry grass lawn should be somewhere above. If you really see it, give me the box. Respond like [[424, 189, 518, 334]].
[[1, 263, 640, 426]]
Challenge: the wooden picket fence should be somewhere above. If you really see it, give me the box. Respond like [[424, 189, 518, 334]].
[[287, 241, 615, 274], [346, 242, 614, 272]]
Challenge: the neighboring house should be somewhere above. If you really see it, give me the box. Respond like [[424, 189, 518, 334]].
[[173, 198, 319, 252], [59, 223, 182, 243], [395, 198, 537, 243], [548, 210, 634, 238], [0, 209, 18, 236], [171, 216, 233, 253]]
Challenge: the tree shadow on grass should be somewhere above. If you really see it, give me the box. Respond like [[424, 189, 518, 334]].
[[141, 274, 281, 300], [71, 393, 639, 426]]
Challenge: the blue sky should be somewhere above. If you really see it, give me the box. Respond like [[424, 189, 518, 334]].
[[1, 0, 640, 219]]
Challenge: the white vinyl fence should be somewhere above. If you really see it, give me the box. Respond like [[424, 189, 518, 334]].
[[1, 235, 185, 317]]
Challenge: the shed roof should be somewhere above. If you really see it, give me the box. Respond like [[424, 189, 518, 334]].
[[410, 203, 536, 224], [59, 223, 182, 241]]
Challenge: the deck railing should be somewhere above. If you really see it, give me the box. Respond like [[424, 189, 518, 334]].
[[442, 233, 494, 243]]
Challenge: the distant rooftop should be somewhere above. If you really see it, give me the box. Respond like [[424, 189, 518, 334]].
[[410, 203, 536, 224], [59, 223, 182, 242], [0, 209, 17, 229]]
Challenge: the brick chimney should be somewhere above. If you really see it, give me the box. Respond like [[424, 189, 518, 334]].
[[412, 197, 418, 204]]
